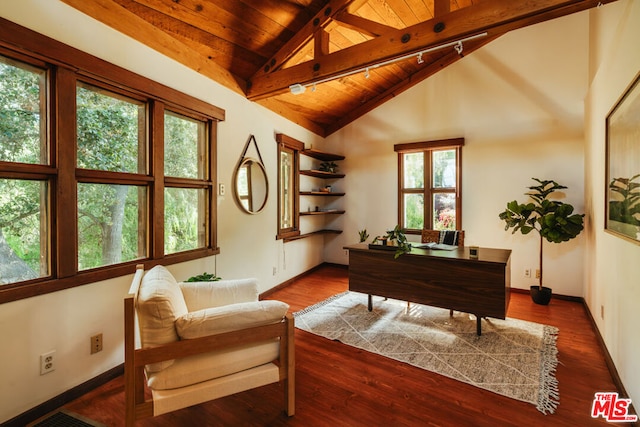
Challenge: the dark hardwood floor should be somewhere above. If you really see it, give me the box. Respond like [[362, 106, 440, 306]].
[[61, 264, 624, 426]]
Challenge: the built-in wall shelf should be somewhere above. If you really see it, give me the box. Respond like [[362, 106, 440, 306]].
[[300, 169, 345, 179], [300, 209, 345, 216], [283, 229, 343, 242], [301, 149, 345, 162], [300, 191, 345, 197], [297, 149, 345, 240]]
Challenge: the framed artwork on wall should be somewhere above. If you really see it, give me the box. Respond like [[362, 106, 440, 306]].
[[605, 71, 640, 244]]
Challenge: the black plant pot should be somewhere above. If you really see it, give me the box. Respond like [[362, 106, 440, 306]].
[[530, 286, 552, 305]]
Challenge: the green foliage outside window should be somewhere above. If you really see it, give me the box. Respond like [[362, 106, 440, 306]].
[[164, 111, 204, 179], [165, 187, 205, 255], [0, 59, 48, 284], [401, 148, 458, 231], [1, 62, 210, 283], [76, 85, 147, 270], [76, 84, 143, 173], [164, 111, 207, 253], [432, 150, 456, 188], [77, 183, 145, 270], [0, 59, 45, 164]]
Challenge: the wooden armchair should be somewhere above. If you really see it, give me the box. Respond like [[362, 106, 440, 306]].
[[124, 265, 294, 426]]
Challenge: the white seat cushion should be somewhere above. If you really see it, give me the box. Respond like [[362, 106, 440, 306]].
[[175, 300, 289, 339], [137, 265, 188, 372], [146, 340, 280, 390]]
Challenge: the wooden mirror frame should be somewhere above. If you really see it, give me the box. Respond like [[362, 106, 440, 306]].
[[234, 135, 269, 214], [233, 156, 269, 214]]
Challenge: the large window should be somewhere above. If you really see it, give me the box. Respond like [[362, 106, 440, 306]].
[[395, 138, 463, 233], [0, 26, 222, 303]]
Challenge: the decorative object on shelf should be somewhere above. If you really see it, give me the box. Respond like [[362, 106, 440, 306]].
[[606, 72, 640, 243], [233, 134, 268, 214], [319, 161, 338, 173], [358, 229, 369, 243], [370, 225, 411, 258], [498, 178, 584, 305], [185, 272, 222, 282]]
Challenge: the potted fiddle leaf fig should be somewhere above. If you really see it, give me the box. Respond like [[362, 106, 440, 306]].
[[499, 178, 584, 305]]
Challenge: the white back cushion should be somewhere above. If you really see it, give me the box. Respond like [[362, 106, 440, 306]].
[[137, 265, 188, 372], [179, 278, 258, 311]]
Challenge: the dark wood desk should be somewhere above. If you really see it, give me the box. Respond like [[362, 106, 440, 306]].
[[344, 244, 511, 335]]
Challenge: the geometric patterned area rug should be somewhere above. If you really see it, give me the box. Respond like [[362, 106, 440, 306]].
[[294, 291, 560, 414]]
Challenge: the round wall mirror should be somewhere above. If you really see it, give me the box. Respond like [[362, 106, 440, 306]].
[[234, 157, 268, 214]]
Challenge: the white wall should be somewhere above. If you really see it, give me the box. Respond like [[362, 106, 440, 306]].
[[1, 0, 639, 422], [326, 11, 588, 297], [0, 1, 324, 422], [584, 0, 640, 406]]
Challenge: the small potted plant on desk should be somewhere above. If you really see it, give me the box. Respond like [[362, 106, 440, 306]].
[[371, 225, 411, 259], [498, 178, 584, 305]]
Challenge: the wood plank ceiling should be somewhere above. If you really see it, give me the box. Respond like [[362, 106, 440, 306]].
[[61, 0, 616, 137]]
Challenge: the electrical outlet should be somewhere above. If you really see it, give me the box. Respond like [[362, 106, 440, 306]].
[[91, 333, 103, 354], [272, 267, 277, 276], [218, 183, 225, 196], [601, 305, 604, 320], [524, 268, 531, 278], [40, 350, 55, 375], [535, 269, 540, 279]]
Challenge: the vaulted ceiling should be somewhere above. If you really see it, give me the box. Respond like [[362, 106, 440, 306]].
[[61, 0, 615, 137]]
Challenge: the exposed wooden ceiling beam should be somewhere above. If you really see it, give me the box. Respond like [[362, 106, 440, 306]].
[[247, 0, 615, 100], [255, 0, 357, 76], [60, 0, 247, 94], [434, 0, 451, 17], [315, 29, 331, 59]]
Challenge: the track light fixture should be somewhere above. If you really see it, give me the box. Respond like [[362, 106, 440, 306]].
[[289, 32, 487, 95], [289, 83, 306, 95], [454, 41, 463, 56]]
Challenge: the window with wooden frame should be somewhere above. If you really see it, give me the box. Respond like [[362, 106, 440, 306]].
[[75, 81, 149, 270], [0, 55, 51, 285], [0, 21, 223, 303], [276, 133, 303, 240], [163, 109, 211, 255], [395, 138, 464, 234]]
